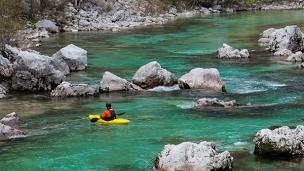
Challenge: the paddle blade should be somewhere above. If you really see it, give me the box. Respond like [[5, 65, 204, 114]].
[[91, 118, 99, 122], [117, 112, 126, 115]]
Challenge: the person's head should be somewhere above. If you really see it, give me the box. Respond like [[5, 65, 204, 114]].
[[106, 102, 111, 109]]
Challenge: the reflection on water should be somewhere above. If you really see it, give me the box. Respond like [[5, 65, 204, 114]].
[[1, 10, 304, 170]]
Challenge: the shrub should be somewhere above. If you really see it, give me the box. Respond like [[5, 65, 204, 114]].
[[0, 0, 23, 48]]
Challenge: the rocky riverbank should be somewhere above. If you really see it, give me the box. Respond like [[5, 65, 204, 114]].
[[19, 0, 304, 49]]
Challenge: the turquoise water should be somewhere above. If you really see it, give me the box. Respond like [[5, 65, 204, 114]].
[[1, 10, 304, 170]]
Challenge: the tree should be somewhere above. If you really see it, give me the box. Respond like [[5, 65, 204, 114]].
[[72, 0, 83, 11], [0, 0, 23, 48]]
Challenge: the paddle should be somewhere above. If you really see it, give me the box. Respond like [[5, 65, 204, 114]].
[[117, 112, 126, 115], [90, 112, 126, 122]]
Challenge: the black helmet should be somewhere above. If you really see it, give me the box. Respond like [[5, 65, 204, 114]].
[[106, 102, 111, 108]]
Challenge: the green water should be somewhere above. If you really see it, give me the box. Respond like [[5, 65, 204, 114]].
[[1, 10, 304, 170]]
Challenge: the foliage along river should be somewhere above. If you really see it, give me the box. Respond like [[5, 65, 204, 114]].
[[1, 10, 304, 170]]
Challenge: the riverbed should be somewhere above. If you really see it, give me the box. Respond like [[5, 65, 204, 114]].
[[1, 9, 304, 170]]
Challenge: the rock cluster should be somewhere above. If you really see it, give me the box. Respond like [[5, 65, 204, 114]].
[[99, 61, 226, 93], [217, 43, 250, 59], [258, 25, 304, 67], [1, 43, 227, 98], [0, 44, 88, 92]]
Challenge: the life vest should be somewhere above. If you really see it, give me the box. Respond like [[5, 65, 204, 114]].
[[108, 109, 116, 120]]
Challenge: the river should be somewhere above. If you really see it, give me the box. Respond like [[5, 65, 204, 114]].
[[1, 9, 304, 170]]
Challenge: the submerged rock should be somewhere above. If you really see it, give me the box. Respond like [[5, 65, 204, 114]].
[[0, 122, 25, 141], [253, 125, 304, 157], [0, 112, 25, 141], [154, 141, 233, 171], [194, 98, 243, 108], [0, 112, 20, 123]]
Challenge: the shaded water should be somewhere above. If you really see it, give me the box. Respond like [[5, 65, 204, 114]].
[[1, 10, 304, 170]]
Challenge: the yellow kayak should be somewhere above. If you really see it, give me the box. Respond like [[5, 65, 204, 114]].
[[88, 115, 130, 124]]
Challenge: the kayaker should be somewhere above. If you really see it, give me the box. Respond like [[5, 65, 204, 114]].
[[100, 102, 117, 121]]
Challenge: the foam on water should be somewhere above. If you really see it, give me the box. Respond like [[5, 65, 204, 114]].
[[226, 78, 286, 94], [148, 84, 180, 92]]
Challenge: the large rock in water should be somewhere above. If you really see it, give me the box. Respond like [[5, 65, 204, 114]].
[[178, 68, 226, 92], [99, 71, 142, 93], [51, 44, 87, 73], [269, 25, 304, 52], [154, 141, 233, 171], [253, 125, 304, 157], [10, 50, 65, 91], [50, 81, 99, 97], [132, 61, 178, 89]]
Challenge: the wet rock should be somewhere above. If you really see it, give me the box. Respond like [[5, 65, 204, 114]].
[[99, 71, 142, 93], [132, 61, 177, 89], [253, 125, 304, 157], [154, 141, 233, 171], [50, 81, 99, 97], [178, 68, 226, 92]]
